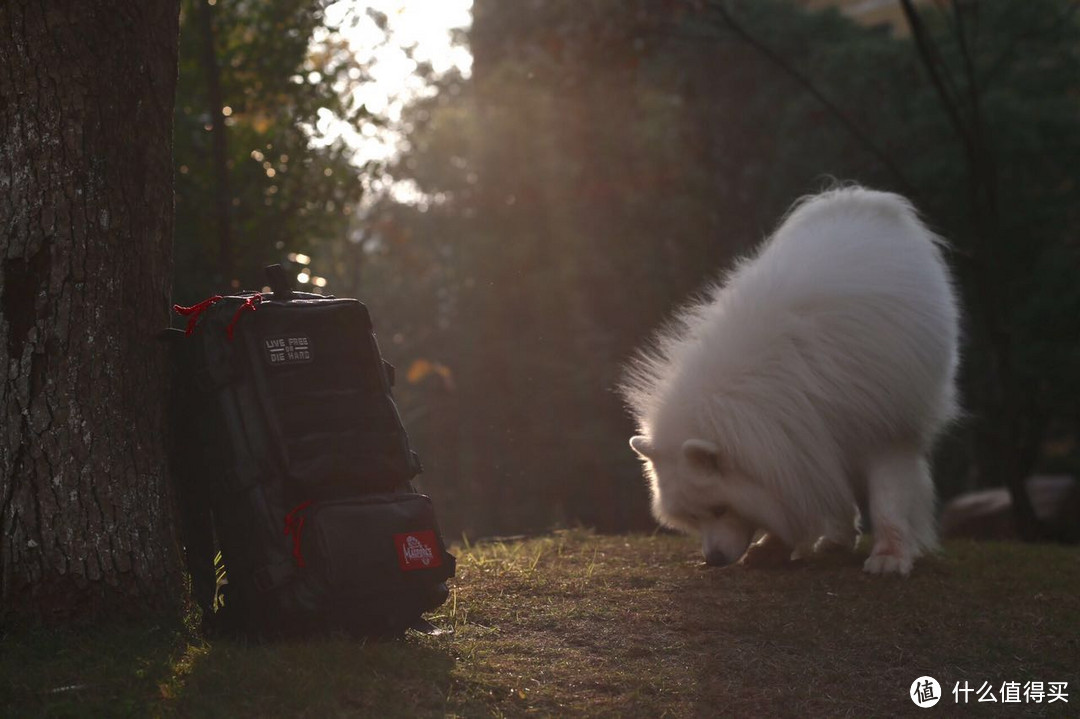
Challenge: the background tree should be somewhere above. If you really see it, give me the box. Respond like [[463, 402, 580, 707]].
[[896, 0, 1080, 539], [334, 0, 914, 539], [173, 0, 370, 301], [0, 1, 183, 622], [341, 0, 1079, 541]]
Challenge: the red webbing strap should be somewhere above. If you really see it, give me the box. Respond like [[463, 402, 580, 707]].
[[173, 295, 223, 335], [283, 500, 314, 568], [225, 293, 262, 341]]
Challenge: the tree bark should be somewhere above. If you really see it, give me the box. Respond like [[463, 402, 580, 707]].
[[0, 0, 183, 622]]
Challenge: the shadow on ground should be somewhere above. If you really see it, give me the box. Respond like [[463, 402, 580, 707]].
[[5, 534, 1077, 717], [1, 620, 457, 718], [671, 541, 1079, 718]]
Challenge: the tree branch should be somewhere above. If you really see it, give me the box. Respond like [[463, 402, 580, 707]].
[[704, 0, 919, 200], [898, 0, 977, 168]]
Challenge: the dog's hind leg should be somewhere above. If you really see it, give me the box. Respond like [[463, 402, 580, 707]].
[[863, 449, 935, 576]]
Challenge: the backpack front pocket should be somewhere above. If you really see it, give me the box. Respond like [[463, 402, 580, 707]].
[[296, 493, 455, 598]]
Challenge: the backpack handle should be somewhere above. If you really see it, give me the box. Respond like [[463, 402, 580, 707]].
[[265, 264, 295, 301]]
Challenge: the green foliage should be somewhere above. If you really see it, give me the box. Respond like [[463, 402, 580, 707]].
[[338, 0, 1080, 539], [167, 0, 1078, 539], [174, 0, 368, 300]]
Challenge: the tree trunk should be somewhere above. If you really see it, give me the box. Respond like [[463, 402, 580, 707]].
[[0, 0, 182, 622]]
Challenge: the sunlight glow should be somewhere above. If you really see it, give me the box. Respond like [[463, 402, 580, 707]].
[[309, 0, 472, 164]]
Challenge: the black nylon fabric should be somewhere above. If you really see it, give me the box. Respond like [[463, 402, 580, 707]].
[[302, 494, 455, 597], [241, 299, 415, 498]]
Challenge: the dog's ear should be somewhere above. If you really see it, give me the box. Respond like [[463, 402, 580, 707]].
[[629, 435, 655, 459], [681, 439, 723, 474]]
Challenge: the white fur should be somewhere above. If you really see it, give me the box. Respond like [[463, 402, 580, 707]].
[[622, 187, 960, 575]]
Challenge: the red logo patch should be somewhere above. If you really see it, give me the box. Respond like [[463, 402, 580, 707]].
[[394, 531, 442, 571]]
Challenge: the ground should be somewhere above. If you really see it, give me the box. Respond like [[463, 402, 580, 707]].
[[2, 531, 1077, 717]]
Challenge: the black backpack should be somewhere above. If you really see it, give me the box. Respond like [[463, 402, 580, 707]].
[[166, 265, 455, 638]]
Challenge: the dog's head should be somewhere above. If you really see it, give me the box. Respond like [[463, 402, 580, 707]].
[[630, 435, 783, 566]]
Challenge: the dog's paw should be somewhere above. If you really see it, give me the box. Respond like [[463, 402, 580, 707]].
[[737, 534, 792, 569], [864, 524, 916, 575], [863, 551, 913, 576]]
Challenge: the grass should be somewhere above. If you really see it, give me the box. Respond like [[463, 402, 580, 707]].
[[2, 531, 1078, 717]]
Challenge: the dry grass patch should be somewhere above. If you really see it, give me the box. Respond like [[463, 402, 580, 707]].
[[439, 531, 1079, 717]]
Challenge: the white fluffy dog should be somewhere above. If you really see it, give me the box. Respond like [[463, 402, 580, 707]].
[[622, 187, 960, 575]]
